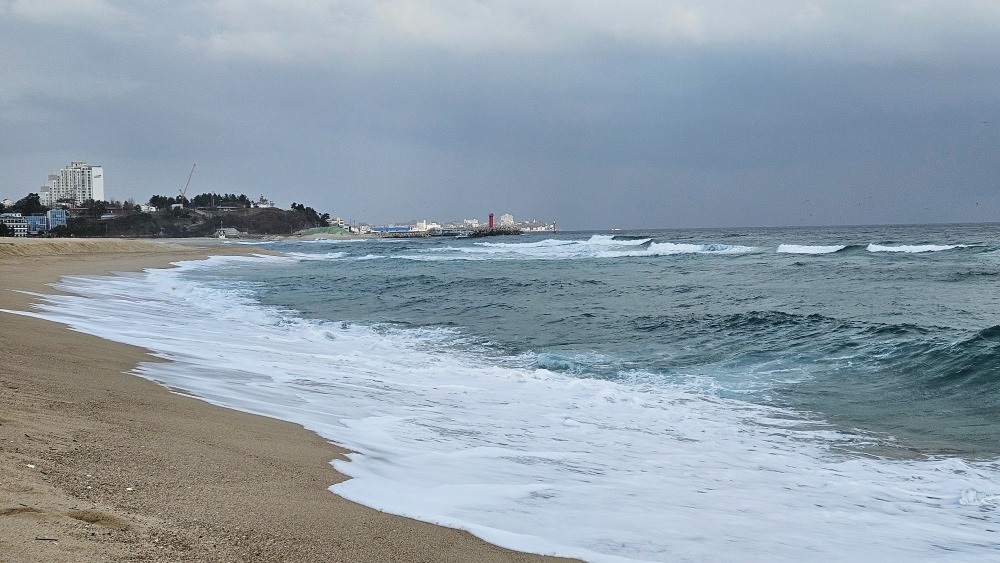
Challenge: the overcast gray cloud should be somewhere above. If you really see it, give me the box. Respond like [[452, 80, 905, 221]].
[[2, 0, 998, 228]]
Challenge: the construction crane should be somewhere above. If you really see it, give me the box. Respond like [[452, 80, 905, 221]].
[[178, 164, 196, 207]]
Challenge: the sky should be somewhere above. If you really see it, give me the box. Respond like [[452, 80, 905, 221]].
[[2, 1, 998, 229]]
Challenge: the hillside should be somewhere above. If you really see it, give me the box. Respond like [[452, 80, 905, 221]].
[[50, 206, 329, 238]]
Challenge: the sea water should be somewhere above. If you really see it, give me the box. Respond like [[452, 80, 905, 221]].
[[15, 224, 1000, 561]]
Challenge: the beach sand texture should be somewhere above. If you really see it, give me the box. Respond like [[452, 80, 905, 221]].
[[0, 239, 571, 562]]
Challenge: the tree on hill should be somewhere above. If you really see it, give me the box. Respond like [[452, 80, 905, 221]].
[[148, 194, 174, 209], [190, 193, 212, 208], [46, 193, 332, 237], [290, 202, 330, 227], [83, 199, 108, 218], [50, 218, 106, 237], [189, 192, 252, 208], [13, 193, 46, 215]]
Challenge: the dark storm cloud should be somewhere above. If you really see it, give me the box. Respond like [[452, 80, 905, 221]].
[[2, 1, 998, 228]]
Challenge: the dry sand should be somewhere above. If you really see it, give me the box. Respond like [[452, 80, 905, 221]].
[[0, 239, 573, 563]]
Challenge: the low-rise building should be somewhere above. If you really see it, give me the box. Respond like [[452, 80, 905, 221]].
[[0, 213, 29, 237], [213, 227, 244, 239], [520, 220, 557, 232], [253, 195, 275, 208], [413, 220, 442, 231], [47, 209, 67, 229], [23, 215, 47, 234]]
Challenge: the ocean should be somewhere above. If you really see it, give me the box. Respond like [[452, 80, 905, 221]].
[[23, 224, 1000, 561]]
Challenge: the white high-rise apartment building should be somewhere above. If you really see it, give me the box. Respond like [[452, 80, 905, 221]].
[[39, 161, 105, 206]]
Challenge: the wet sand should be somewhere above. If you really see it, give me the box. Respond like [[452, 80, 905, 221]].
[[0, 239, 571, 562]]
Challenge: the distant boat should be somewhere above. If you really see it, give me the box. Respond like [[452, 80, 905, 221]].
[[611, 228, 623, 232]]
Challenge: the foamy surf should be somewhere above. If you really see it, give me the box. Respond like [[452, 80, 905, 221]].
[[777, 244, 846, 254], [867, 243, 963, 253], [402, 235, 756, 261]]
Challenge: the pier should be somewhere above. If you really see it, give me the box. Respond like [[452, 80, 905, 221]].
[[468, 226, 523, 237], [375, 230, 431, 238]]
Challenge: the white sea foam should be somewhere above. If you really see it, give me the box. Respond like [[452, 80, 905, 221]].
[[298, 237, 371, 244], [284, 251, 348, 261], [867, 244, 962, 253], [777, 244, 846, 254], [401, 235, 754, 261], [12, 256, 1000, 562], [646, 241, 755, 255], [960, 488, 1000, 506], [226, 239, 279, 245]]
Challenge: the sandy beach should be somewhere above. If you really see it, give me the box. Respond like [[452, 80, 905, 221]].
[[0, 239, 571, 563]]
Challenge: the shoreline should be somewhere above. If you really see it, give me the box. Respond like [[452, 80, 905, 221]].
[[0, 239, 571, 562]]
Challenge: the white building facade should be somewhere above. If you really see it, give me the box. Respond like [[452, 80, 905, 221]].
[[0, 213, 29, 236], [40, 161, 105, 206]]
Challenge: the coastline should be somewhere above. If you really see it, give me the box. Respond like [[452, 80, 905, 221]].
[[0, 239, 571, 562]]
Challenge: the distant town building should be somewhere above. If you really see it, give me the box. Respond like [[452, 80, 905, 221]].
[[253, 195, 275, 208], [47, 209, 67, 229], [39, 161, 105, 206], [414, 220, 442, 231], [520, 220, 557, 232], [0, 209, 67, 235], [23, 215, 47, 234], [213, 227, 244, 239], [0, 213, 29, 236], [382, 214, 560, 234]]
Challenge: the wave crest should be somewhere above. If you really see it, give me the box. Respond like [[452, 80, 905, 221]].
[[867, 244, 963, 253], [777, 244, 847, 254]]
